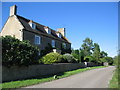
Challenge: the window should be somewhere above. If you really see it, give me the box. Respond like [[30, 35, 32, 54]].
[[52, 40, 55, 48], [57, 33, 62, 38], [35, 35, 41, 44], [29, 23, 36, 29], [63, 43, 66, 49], [48, 29, 51, 34], [45, 28, 51, 34]]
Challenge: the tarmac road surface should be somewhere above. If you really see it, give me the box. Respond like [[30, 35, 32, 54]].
[[24, 66, 115, 88]]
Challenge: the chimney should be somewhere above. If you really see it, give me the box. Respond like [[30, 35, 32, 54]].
[[10, 5, 17, 16], [57, 28, 66, 37]]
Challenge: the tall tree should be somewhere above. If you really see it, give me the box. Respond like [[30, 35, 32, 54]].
[[93, 43, 101, 63], [79, 49, 85, 62], [81, 38, 93, 57]]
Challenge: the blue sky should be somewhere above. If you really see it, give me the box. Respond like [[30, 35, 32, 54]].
[[1, 2, 118, 57]]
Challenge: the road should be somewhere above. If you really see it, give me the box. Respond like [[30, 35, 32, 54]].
[[24, 66, 115, 88]]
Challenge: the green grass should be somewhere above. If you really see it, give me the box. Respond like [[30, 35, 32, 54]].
[[1, 66, 106, 89], [109, 68, 119, 88]]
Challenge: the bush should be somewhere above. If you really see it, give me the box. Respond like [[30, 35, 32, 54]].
[[39, 52, 62, 64], [2, 36, 40, 67], [100, 57, 113, 65], [62, 53, 77, 63]]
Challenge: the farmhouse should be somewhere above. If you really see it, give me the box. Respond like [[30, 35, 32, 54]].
[[1, 5, 71, 54]]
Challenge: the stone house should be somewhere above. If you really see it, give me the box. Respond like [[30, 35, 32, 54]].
[[1, 5, 71, 54]]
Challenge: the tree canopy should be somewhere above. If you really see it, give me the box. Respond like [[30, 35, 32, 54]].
[[72, 37, 113, 65]]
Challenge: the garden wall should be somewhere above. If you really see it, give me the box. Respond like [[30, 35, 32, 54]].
[[2, 63, 99, 82]]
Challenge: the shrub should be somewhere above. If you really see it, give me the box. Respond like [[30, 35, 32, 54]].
[[2, 36, 40, 67], [62, 53, 77, 63], [39, 52, 62, 64], [101, 57, 113, 65]]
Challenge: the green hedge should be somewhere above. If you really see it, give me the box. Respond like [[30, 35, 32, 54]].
[[2, 36, 40, 67]]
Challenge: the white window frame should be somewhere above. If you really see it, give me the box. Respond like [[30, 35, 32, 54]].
[[35, 35, 41, 45], [63, 43, 66, 49], [52, 40, 55, 48], [45, 28, 51, 34], [57, 33, 62, 38], [48, 29, 51, 34], [29, 23, 36, 29]]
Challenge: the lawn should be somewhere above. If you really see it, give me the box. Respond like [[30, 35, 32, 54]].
[[1, 66, 106, 89], [109, 68, 119, 88]]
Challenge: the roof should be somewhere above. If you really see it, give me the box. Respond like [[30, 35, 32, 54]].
[[16, 15, 71, 43]]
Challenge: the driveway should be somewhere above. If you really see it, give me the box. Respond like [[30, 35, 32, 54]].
[[24, 66, 115, 88]]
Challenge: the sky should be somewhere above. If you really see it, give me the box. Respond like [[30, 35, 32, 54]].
[[1, 2, 118, 57]]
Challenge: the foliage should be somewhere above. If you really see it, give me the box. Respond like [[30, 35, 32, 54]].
[[61, 44, 71, 54], [92, 43, 101, 63], [101, 57, 113, 65], [62, 53, 77, 63], [81, 38, 93, 56], [2, 36, 40, 67], [109, 55, 119, 88], [79, 37, 111, 65], [113, 55, 118, 66], [100, 51, 108, 58], [84, 56, 96, 62], [71, 49, 80, 62], [40, 43, 53, 57], [109, 69, 118, 88], [79, 49, 85, 62], [39, 52, 62, 64]]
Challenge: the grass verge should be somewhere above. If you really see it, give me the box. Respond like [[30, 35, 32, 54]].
[[109, 68, 118, 88], [2, 66, 106, 89]]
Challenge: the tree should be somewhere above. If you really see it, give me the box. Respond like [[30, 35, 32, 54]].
[[79, 49, 85, 62], [2, 36, 40, 67], [84, 56, 95, 62], [81, 38, 93, 57], [113, 56, 118, 66], [103, 57, 113, 65], [100, 51, 108, 58], [93, 43, 101, 63], [71, 49, 80, 61]]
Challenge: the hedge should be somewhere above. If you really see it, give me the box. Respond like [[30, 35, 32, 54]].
[[1, 36, 40, 67]]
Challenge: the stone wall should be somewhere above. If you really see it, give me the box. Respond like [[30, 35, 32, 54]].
[[2, 63, 99, 82], [87, 62, 100, 67]]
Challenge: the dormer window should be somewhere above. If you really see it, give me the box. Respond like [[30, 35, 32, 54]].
[[44, 27, 51, 34], [57, 33, 62, 38], [29, 21, 36, 29], [48, 29, 51, 34]]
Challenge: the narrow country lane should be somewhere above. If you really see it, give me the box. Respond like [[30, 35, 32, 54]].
[[24, 66, 115, 88]]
